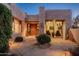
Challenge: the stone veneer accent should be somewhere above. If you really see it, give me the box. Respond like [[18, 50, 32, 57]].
[[39, 7, 45, 34]]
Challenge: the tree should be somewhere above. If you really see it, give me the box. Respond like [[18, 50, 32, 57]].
[[0, 4, 12, 53], [72, 15, 79, 28], [75, 15, 79, 25]]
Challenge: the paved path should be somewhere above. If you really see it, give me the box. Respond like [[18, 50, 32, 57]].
[[9, 37, 77, 56]]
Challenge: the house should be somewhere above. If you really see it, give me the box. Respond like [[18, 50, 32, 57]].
[[3, 3, 26, 38], [4, 3, 72, 40], [25, 7, 72, 40]]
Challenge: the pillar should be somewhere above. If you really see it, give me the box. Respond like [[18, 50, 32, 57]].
[[63, 21, 66, 40], [39, 7, 45, 34], [21, 21, 27, 37]]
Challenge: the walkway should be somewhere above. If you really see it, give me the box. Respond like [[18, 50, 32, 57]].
[[9, 37, 77, 56]]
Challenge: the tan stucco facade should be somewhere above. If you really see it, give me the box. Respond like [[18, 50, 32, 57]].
[[4, 4, 72, 40]]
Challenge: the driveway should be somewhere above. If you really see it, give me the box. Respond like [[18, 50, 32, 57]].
[[9, 37, 77, 56]]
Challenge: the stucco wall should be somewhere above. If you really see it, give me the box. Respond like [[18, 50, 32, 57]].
[[10, 3, 26, 21], [3, 3, 26, 21], [39, 7, 45, 34], [46, 10, 72, 29], [46, 10, 71, 19], [27, 15, 39, 21], [70, 28, 79, 45]]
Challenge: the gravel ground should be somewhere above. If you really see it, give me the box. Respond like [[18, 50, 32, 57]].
[[9, 37, 77, 56]]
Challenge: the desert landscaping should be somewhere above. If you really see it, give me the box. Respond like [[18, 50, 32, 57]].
[[9, 36, 77, 56]]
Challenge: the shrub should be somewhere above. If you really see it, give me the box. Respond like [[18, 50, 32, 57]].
[[14, 36, 23, 42], [56, 30, 61, 36], [0, 4, 12, 53], [36, 34, 51, 45], [46, 30, 50, 35], [70, 47, 79, 56], [52, 32, 54, 37]]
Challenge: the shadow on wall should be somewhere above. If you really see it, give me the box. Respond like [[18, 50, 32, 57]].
[[69, 28, 79, 45], [68, 29, 76, 42]]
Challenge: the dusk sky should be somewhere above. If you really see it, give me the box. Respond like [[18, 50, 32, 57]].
[[16, 3, 79, 18]]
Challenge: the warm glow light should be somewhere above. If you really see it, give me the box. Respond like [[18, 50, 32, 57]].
[[77, 24, 79, 27], [47, 51, 71, 56], [9, 40, 21, 49], [46, 20, 63, 37], [13, 19, 21, 33]]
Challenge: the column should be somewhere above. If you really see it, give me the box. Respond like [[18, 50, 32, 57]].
[[63, 21, 66, 40], [21, 21, 27, 37], [39, 7, 45, 34], [53, 20, 56, 37]]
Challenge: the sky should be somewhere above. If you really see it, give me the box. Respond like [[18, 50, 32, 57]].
[[16, 3, 79, 18]]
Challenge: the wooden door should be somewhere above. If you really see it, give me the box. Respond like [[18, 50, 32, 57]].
[[30, 24, 37, 35]]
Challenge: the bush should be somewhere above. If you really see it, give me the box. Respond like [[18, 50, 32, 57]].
[[56, 30, 61, 36], [46, 30, 50, 35], [70, 47, 79, 56], [36, 34, 51, 45], [14, 36, 23, 42], [0, 4, 12, 53], [0, 45, 9, 53]]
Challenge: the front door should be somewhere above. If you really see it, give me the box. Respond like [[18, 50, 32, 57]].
[[30, 24, 37, 35]]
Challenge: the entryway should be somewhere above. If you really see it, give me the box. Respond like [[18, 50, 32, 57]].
[[30, 24, 38, 35], [27, 21, 39, 36]]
